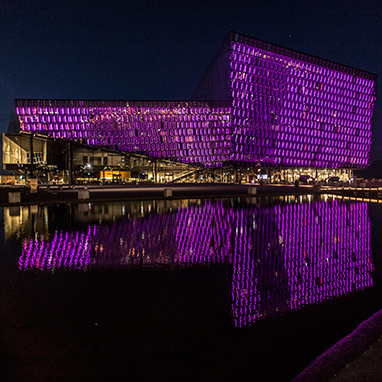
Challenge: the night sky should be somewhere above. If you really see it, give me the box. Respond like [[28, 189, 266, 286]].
[[1, 0, 382, 159]]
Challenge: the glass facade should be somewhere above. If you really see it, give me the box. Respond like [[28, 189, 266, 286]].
[[192, 32, 378, 169], [13, 32, 378, 169], [228, 35, 377, 168], [15, 100, 232, 168]]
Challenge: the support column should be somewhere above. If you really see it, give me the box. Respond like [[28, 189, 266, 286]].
[[29, 133, 34, 180], [66, 141, 73, 184]]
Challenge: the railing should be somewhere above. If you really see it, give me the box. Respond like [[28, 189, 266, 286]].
[[322, 183, 382, 198], [169, 169, 199, 183]]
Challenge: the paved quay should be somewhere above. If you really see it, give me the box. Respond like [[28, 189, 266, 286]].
[[0, 183, 316, 205], [290, 307, 382, 382], [0, 182, 362, 206]]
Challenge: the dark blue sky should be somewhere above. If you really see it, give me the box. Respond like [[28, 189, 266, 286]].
[[1, 0, 381, 158]]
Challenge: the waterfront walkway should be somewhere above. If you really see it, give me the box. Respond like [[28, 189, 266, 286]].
[[292, 308, 382, 382], [1, 182, 381, 206]]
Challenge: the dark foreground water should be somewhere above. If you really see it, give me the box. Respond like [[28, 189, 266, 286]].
[[1, 195, 382, 381]]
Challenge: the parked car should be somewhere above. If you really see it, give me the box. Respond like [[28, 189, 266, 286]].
[[299, 175, 314, 184], [327, 176, 340, 185]]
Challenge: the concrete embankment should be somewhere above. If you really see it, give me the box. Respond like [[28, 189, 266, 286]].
[[292, 309, 382, 382], [0, 183, 320, 206], [1, 183, 380, 206]]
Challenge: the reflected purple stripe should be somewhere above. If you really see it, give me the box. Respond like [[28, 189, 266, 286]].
[[231, 200, 373, 327], [19, 200, 373, 327]]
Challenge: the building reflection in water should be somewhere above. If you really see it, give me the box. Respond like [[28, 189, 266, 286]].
[[8, 197, 373, 327], [232, 201, 372, 327]]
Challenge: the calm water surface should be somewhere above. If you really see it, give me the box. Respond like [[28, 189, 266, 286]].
[[1, 195, 382, 381]]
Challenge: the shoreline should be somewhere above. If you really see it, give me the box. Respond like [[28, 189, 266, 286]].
[[0, 182, 377, 206]]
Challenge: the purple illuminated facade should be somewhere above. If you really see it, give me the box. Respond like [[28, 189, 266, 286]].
[[18, 199, 373, 326], [13, 31, 377, 169], [192, 32, 378, 168], [14, 100, 231, 168]]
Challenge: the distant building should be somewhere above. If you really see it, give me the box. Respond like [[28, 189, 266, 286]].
[[4, 31, 378, 183]]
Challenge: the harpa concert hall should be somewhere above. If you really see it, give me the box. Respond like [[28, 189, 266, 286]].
[[3, 31, 378, 184]]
